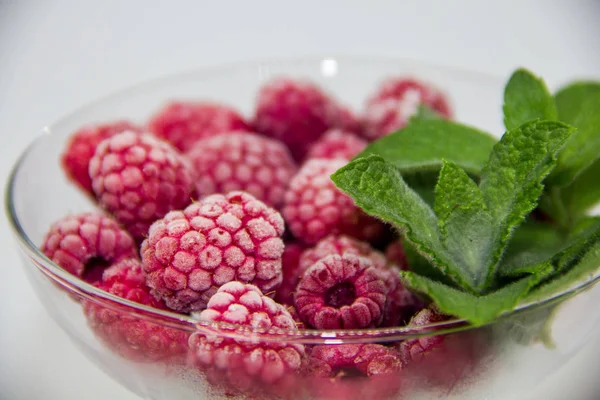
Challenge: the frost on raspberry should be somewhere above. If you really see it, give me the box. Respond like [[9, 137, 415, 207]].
[[186, 131, 297, 209], [148, 101, 250, 152], [83, 258, 189, 362], [89, 131, 196, 242], [274, 242, 306, 306], [61, 120, 141, 195], [252, 78, 357, 162], [141, 191, 285, 312], [189, 282, 305, 396], [397, 307, 448, 365], [294, 254, 387, 329], [282, 158, 384, 245], [40, 212, 137, 284], [362, 77, 453, 140], [305, 129, 367, 161]]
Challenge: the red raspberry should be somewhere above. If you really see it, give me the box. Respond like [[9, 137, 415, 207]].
[[282, 158, 384, 245], [397, 307, 447, 364], [335, 106, 363, 136], [148, 102, 250, 152], [83, 258, 189, 362], [305, 129, 367, 161], [362, 78, 452, 140], [385, 239, 409, 271], [274, 242, 306, 306], [141, 191, 285, 312], [61, 121, 141, 194], [40, 212, 137, 283], [308, 343, 402, 378], [186, 132, 297, 209], [294, 253, 387, 329], [252, 78, 352, 162], [89, 131, 195, 242], [189, 282, 305, 395]]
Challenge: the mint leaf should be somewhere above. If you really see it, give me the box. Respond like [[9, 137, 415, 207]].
[[409, 104, 443, 123], [558, 160, 600, 218], [554, 81, 600, 123], [503, 68, 557, 130], [357, 119, 497, 176], [435, 161, 494, 289], [331, 155, 475, 291], [401, 271, 548, 326], [549, 91, 600, 186]]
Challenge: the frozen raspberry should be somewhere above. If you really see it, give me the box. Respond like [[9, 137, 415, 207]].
[[305, 129, 367, 161], [294, 253, 387, 329], [61, 121, 141, 194], [308, 344, 402, 378], [41, 212, 137, 283], [335, 106, 363, 136], [362, 78, 452, 140], [252, 78, 353, 161], [282, 158, 384, 245], [397, 307, 448, 364], [298, 235, 420, 327], [83, 258, 189, 362], [385, 239, 409, 271], [148, 102, 250, 152], [141, 191, 285, 312], [189, 282, 305, 394], [89, 131, 195, 242], [186, 132, 297, 209], [274, 242, 306, 306]]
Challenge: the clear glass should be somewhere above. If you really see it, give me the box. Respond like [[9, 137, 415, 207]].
[[6, 56, 600, 400]]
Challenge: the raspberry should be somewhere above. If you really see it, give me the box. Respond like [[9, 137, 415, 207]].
[[397, 307, 447, 364], [89, 131, 195, 242], [61, 121, 141, 194], [294, 254, 387, 329], [274, 242, 306, 306], [308, 344, 402, 378], [385, 239, 409, 271], [187, 132, 297, 209], [362, 78, 452, 140], [141, 191, 285, 312], [189, 282, 305, 394], [282, 158, 384, 245], [305, 129, 367, 161], [83, 258, 189, 362], [252, 78, 353, 161], [335, 106, 363, 136], [148, 102, 250, 152], [40, 212, 137, 283]]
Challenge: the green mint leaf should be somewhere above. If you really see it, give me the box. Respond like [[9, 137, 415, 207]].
[[408, 104, 443, 123], [554, 81, 600, 123], [479, 121, 574, 280], [558, 159, 600, 218], [503, 68, 557, 130], [401, 271, 548, 326], [434, 160, 494, 289], [331, 155, 475, 291], [549, 91, 600, 186], [357, 119, 497, 176]]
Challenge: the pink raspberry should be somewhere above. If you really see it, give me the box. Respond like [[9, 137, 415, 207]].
[[274, 242, 306, 306], [148, 102, 250, 152], [298, 235, 420, 327], [189, 282, 305, 395], [308, 343, 402, 378], [40, 212, 137, 283], [397, 307, 448, 365], [335, 106, 363, 136], [186, 131, 297, 209], [61, 121, 141, 194], [252, 78, 353, 162], [282, 158, 384, 245], [141, 191, 285, 312], [362, 78, 452, 140], [294, 253, 387, 329], [385, 239, 409, 271], [83, 258, 189, 362], [305, 129, 367, 161], [89, 131, 196, 242]]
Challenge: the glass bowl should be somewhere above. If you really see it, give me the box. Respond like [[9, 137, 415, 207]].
[[6, 56, 600, 400]]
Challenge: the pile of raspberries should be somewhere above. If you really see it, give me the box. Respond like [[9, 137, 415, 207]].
[[41, 76, 467, 399]]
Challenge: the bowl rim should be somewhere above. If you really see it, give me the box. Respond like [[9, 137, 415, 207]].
[[6, 54, 600, 343]]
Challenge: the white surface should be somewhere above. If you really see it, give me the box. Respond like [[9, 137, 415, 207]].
[[1, 1, 599, 399]]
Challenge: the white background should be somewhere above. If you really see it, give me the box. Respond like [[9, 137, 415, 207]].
[[1, 1, 599, 399]]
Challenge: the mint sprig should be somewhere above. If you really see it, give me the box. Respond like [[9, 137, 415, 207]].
[[331, 68, 600, 326]]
